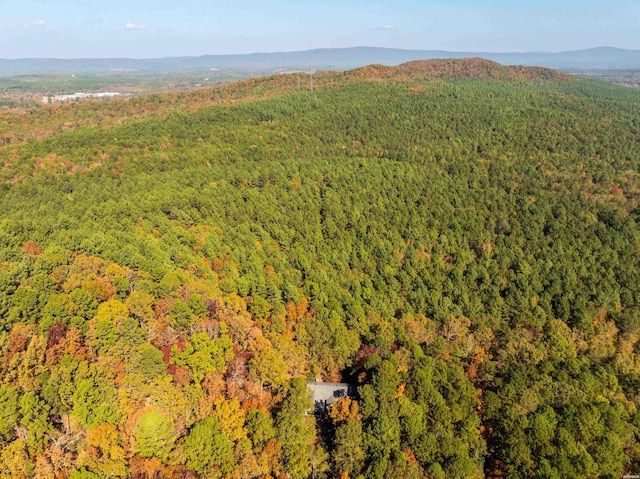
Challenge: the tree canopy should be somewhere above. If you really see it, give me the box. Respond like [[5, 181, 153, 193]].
[[1, 59, 640, 478]]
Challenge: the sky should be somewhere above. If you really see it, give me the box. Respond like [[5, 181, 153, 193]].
[[0, 0, 638, 58]]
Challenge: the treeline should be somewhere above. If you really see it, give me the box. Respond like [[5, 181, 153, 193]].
[[0, 67, 639, 478]]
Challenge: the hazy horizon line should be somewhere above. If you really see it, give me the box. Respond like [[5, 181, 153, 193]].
[[1, 44, 636, 61]]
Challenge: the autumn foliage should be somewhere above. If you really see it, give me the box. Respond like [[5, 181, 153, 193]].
[[1, 60, 640, 479]]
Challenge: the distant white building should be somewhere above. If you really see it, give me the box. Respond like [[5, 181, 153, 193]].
[[46, 92, 124, 103]]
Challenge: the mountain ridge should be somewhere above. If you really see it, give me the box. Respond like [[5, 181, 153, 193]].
[[1, 46, 639, 77]]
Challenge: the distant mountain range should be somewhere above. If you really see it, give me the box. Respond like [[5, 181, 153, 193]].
[[1, 46, 639, 77]]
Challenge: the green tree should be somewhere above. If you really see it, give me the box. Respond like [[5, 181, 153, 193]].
[[72, 368, 121, 429], [19, 392, 52, 457], [136, 411, 175, 462], [246, 409, 276, 450], [171, 331, 233, 382], [0, 385, 20, 441], [127, 343, 166, 380], [333, 419, 365, 477], [182, 416, 235, 475], [276, 378, 316, 479]]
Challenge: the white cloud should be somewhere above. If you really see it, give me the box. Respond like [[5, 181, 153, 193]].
[[23, 19, 46, 28], [125, 21, 147, 30], [364, 24, 398, 32], [1, 19, 47, 29]]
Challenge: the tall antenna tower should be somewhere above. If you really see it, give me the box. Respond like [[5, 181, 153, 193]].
[[309, 61, 314, 92]]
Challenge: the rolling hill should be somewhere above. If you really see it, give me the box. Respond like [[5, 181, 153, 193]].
[[0, 60, 639, 479]]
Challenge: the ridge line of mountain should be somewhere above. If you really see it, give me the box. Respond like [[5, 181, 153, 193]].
[[1, 46, 639, 77]]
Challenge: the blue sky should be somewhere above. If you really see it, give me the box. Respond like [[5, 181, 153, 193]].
[[0, 0, 638, 58]]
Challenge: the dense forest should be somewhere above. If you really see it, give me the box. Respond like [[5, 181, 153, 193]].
[[1, 58, 639, 479]]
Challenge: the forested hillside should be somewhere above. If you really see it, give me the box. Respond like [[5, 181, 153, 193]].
[[1, 59, 639, 479]]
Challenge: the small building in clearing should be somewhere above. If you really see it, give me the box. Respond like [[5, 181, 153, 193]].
[[307, 382, 356, 415]]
